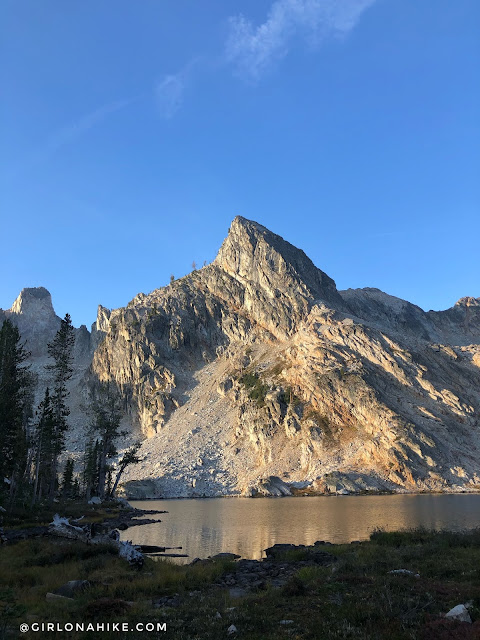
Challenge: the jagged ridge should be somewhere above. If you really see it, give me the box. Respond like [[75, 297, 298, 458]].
[[1, 217, 479, 497]]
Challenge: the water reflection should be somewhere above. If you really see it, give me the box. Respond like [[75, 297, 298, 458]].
[[121, 494, 480, 563]]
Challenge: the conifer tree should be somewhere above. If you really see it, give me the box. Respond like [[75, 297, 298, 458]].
[[83, 439, 100, 501], [0, 319, 32, 502], [45, 314, 75, 502], [72, 477, 80, 499], [61, 459, 74, 498], [88, 383, 124, 499], [31, 388, 55, 505], [109, 442, 142, 498], [106, 465, 113, 497]]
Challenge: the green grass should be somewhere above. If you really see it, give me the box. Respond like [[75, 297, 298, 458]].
[[1, 529, 479, 639], [1, 501, 123, 529], [370, 526, 480, 548]]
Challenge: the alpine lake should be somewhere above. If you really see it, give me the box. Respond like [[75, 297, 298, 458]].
[[123, 493, 480, 562]]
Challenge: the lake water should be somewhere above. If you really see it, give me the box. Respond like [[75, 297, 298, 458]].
[[123, 494, 480, 562]]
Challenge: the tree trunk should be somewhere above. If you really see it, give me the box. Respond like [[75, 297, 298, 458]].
[[110, 463, 127, 498], [31, 434, 42, 507], [98, 441, 107, 500], [7, 475, 17, 511], [48, 454, 58, 503]]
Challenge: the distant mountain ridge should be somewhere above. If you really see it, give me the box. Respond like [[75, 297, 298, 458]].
[[2, 216, 479, 497]]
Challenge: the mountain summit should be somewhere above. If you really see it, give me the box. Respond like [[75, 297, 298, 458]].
[[2, 218, 479, 497], [216, 216, 340, 305], [207, 216, 343, 339], [10, 286, 55, 317], [2, 287, 60, 357]]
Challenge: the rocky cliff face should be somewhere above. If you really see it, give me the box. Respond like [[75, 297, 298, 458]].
[[3, 217, 479, 497], [0, 287, 94, 446]]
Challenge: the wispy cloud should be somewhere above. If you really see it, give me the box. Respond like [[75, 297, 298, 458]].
[[153, 2, 377, 117], [6, 97, 136, 181], [154, 58, 203, 119], [226, 0, 377, 80], [41, 98, 135, 157], [155, 73, 186, 119]]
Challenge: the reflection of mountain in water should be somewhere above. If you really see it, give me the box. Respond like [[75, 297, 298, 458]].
[[122, 495, 480, 562]]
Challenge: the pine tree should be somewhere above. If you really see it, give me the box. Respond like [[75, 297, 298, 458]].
[[0, 319, 32, 503], [88, 383, 124, 499], [45, 313, 75, 502], [106, 465, 113, 497], [109, 442, 142, 498], [83, 439, 100, 501], [72, 477, 80, 498], [31, 388, 56, 505], [61, 459, 74, 498]]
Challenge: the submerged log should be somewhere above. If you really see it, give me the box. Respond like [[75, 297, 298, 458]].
[[139, 545, 165, 553], [147, 552, 189, 558], [139, 545, 183, 553]]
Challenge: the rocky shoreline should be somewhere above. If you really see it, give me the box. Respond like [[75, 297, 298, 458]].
[[189, 543, 338, 599], [120, 472, 480, 500], [1, 503, 166, 545], [123, 486, 480, 500]]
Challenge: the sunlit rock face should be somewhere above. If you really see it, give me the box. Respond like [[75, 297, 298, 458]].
[[7, 287, 60, 357], [3, 217, 480, 497], [213, 216, 345, 337]]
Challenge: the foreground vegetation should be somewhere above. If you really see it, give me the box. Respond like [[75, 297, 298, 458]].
[[1, 500, 125, 532], [0, 316, 141, 516], [1, 526, 479, 639]]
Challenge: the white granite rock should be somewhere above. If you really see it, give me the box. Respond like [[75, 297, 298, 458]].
[[445, 604, 472, 623]]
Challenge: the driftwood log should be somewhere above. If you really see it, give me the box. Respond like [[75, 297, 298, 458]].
[[48, 515, 186, 564], [48, 515, 144, 567]]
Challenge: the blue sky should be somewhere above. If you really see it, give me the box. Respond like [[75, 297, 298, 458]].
[[1, 0, 479, 327]]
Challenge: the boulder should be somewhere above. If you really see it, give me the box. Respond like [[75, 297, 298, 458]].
[[445, 604, 472, 623], [264, 543, 304, 559], [114, 497, 134, 510], [55, 580, 90, 598], [211, 553, 241, 561], [217, 378, 233, 396], [264, 543, 337, 566], [388, 569, 420, 578], [249, 476, 292, 497], [46, 592, 74, 602]]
